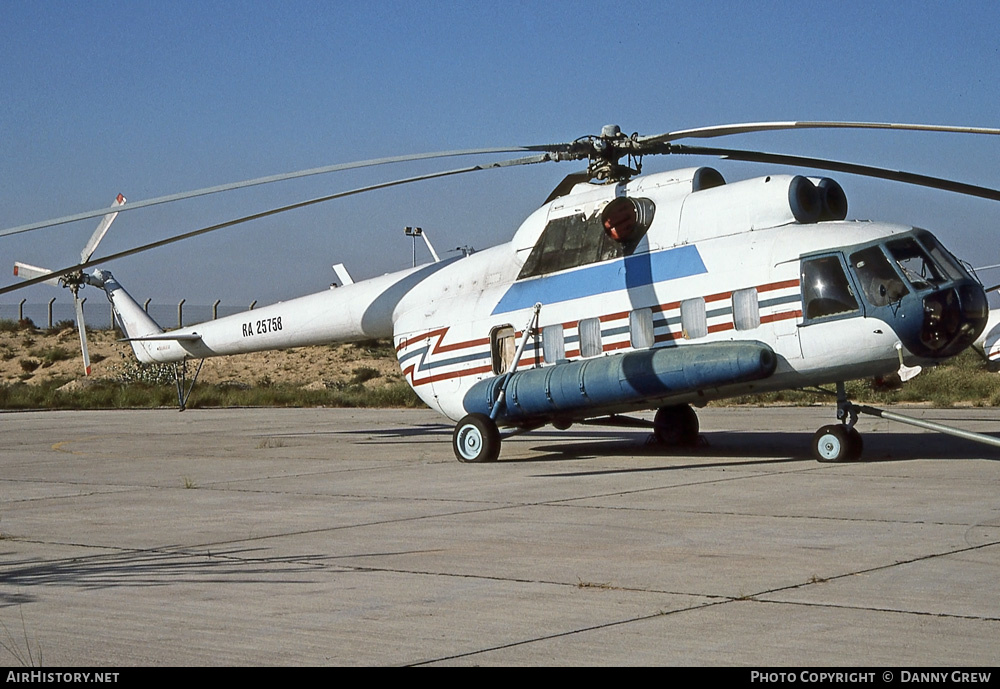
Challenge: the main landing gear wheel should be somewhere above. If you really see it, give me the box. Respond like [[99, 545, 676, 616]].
[[653, 404, 699, 447], [453, 413, 501, 463], [811, 424, 863, 463]]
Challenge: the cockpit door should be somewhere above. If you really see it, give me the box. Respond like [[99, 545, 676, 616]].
[[798, 252, 865, 361]]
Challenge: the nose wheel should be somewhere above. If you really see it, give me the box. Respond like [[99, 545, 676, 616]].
[[453, 413, 501, 463], [812, 381, 863, 462], [812, 424, 863, 462]]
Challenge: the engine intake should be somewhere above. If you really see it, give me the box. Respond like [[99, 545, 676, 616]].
[[601, 197, 655, 243]]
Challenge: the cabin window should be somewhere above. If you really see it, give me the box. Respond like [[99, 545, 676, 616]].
[[629, 308, 654, 349], [732, 288, 760, 331], [491, 325, 516, 375], [579, 318, 602, 357], [801, 255, 860, 320], [541, 324, 565, 363], [680, 298, 707, 339], [850, 246, 908, 307]]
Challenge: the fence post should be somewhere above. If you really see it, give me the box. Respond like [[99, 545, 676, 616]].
[[18, 299, 26, 322], [177, 299, 185, 329], [213, 299, 221, 320], [48, 298, 56, 328]]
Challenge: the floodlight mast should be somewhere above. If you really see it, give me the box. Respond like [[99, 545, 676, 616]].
[[404, 226, 440, 266]]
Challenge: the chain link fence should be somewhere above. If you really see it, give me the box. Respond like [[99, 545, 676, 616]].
[[1, 299, 257, 330]]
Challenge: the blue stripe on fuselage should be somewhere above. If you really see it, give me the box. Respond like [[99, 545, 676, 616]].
[[492, 245, 708, 315]]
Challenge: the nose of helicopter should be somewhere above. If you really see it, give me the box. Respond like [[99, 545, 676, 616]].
[[909, 282, 989, 359]]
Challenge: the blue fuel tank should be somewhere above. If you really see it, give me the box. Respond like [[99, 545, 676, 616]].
[[462, 341, 777, 424]]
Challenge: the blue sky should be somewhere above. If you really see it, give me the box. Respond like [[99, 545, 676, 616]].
[[3, 1, 1000, 308]]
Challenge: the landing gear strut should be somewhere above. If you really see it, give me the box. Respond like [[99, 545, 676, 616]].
[[811, 382, 863, 462], [453, 303, 540, 463], [173, 359, 204, 412]]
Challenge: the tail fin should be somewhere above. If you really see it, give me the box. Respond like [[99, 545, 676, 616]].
[[90, 270, 164, 363]]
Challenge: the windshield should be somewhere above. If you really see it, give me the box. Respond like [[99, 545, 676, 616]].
[[850, 246, 909, 307], [885, 237, 949, 290], [919, 232, 967, 282]]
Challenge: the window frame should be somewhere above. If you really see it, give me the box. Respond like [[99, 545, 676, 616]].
[[490, 324, 516, 375], [629, 308, 654, 349], [541, 324, 566, 364], [680, 297, 708, 340], [578, 317, 603, 358], [800, 252, 864, 324], [732, 288, 760, 331]]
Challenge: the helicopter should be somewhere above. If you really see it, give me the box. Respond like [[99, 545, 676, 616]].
[[6, 120, 1000, 464]]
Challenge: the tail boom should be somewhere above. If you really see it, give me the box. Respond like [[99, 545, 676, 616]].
[[98, 261, 452, 364]]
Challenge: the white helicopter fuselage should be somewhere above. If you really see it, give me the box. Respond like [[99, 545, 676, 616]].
[[104, 167, 986, 427]]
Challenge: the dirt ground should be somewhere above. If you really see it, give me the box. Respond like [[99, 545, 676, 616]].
[[0, 326, 404, 389]]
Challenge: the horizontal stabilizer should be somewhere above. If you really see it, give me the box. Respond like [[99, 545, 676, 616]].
[[119, 333, 203, 342], [13, 262, 60, 286]]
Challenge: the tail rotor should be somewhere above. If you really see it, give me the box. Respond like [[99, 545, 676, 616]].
[[12, 194, 125, 376]]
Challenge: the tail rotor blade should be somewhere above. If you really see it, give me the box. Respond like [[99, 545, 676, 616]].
[[74, 295, 91, 376], [13, 262, 61, 287], [80, 194, 126, 263]]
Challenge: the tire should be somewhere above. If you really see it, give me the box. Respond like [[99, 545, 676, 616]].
[[653, 405, 699, 447], [812, 424, 863, 463], [453, 413, 501, 463]]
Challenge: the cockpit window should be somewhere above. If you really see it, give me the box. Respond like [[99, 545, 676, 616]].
[[801, 255, 860, 320], [850, 246, 909, 307], [919, 233, 966, 281], [886, 237, 948, 290]]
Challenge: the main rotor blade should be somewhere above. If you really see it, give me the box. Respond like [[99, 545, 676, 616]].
[[669, 145, 1000, 202], [9, 121, 1000, 239], [639, 121, 1000, 146], [0, 146, 544, 239], [0, 153, 552, 297]]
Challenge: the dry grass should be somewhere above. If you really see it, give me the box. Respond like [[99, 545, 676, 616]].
[[0, 326, 402, 389], [1, 321, 999, 410]]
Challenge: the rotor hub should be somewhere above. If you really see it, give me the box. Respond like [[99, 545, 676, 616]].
[[58, 271, 86, 290], [572, 125, 643, 183]]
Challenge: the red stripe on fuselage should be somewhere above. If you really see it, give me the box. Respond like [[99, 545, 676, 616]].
[[397, 280, 803, 386]]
